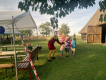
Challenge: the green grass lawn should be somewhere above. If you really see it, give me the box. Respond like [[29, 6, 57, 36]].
[[1, 36, 106, 80]]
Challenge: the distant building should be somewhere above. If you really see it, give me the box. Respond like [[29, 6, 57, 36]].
[[79, 8, 106, 43]]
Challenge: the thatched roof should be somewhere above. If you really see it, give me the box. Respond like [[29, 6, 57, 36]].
[[79, 8, 106, 34]]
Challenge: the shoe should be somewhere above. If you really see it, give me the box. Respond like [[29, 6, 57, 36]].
[[51, 57, 56, 59], [48, 60, 52, 62], [66, 55, 69, 57], [58, 56, 60, 58], [72, 51, 73, 54], [58, 56, 62, 59]]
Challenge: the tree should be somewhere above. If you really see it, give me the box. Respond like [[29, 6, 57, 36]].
[[59, 23, 70, 35], [99, 1, 106, 22], [19, 30, 33, 36], [39, 22, 52, 36], [18, 0, 106, 28]]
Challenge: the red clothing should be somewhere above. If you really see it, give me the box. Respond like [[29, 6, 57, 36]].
[[48, 36, 62, 50]]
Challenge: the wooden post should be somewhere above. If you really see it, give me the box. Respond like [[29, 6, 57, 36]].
[[0, 34, 1, 45], [86, 26, 88, 43]]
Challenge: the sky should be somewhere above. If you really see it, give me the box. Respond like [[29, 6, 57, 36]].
[[0, 0, 101, 35]]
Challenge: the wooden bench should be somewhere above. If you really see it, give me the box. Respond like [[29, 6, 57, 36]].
[[0, 55, 26, 61], [14, 45, 39, 80], [0, 64, 14, 78], [0, 55, 26, 58], [8, 48, 25, 51]]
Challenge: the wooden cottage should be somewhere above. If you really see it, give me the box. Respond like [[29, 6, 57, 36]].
[[79, 8, 106, 43]]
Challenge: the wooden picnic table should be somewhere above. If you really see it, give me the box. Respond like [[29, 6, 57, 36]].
[[0, 51, 19, 78], [0, 64, 14, 68], [1, 45, 23, 51], [0, 51, 19, 63], [0, 64, 14, 78], [0, 51, 19, 55]]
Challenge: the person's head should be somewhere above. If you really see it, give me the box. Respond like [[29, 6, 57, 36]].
[[73, 34, 76, 37], [70, 36, 72, 40], [28, 42, 31, 46], [66, 40, 68, 43], [61, 42, 65, 44], [73, 37, 76, 41], [62, 33, 65, 36], [54, 31, 58, 37]]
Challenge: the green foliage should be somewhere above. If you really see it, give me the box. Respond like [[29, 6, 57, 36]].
[[59, 23, 70, 35], [18, 0, 96, 28], [19, 30, 33, 36], [99, 0, 106, 22], [39, 22, 52, 36]]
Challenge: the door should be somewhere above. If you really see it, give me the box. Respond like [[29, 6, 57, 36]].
[[87, 26, 102, 43]]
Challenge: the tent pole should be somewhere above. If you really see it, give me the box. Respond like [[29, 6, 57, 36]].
[[36, 29, 39, 45], [12, 16, 18, 80], [10, 29, 12, 48], [0, 34, 1, 45]]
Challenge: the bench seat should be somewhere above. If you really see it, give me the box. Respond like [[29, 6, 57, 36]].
[[0, 55, 26, 59], [8, 48, 25, 51], [0, 64, 14, 68], [0, 64, 14, 78]]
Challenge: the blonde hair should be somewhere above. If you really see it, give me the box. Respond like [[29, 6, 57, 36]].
[[62, 33, 65, 37]]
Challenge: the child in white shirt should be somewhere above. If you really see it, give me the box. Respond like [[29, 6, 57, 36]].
[[58, 42, 65, 58]]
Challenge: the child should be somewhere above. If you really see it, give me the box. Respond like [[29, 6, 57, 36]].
[[71, 37, 76, 56], [67, 36, 72, 51], [28, 42, 33, 51], [59, 33, 65, 42], [65, 40, 69, 57], [58, 42, 65, 58]]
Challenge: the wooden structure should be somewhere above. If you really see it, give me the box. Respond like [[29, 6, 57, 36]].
[[0, 51, 19, 78], [79, 8, 106, 43], [15, 45, 39, 80], [1, 45, 23, 51], [0, 64, 14, 78], [87, 26, 102, 43]]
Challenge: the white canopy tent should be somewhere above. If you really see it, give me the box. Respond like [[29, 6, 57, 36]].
[[0, 11, 38, 80], [0, 11, 37, 31], [4, 31, 22, 34]]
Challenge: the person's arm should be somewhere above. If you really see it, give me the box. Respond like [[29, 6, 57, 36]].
[[57, 38, 62, 45], [59, 34, 62, 36], [49, 36, 54, 40], [75, 41, 76, 45]]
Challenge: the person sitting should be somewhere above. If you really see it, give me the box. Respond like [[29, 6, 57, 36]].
[[28, 42, 33, 51]]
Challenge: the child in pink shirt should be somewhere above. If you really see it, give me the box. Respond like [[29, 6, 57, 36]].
[[59, 33, 65, 42], [58, 42, 65, 58]]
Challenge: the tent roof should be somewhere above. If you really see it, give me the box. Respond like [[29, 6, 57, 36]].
[[0, 11, 37, 31], [4, 31, 22, 35], [78, 8, 106, 34]]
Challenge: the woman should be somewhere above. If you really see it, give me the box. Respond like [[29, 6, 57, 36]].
[[48, 31, 62, 62]]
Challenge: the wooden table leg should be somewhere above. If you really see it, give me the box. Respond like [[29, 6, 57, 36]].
[[2, 48, 4, 51], [37, 55, 39, 63], [5, 68, 7, 78], [10, 56, 13, 72], [6, 47, 7, 51]]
